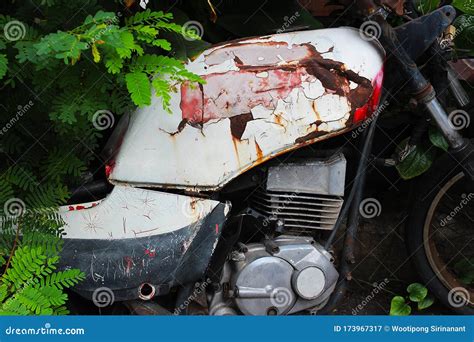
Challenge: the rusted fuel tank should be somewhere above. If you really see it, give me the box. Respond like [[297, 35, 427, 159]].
[[108, 28, 384, 191]]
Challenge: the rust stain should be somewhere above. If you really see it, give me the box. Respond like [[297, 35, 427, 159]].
[[190, 198, 199, 211], [229, 112, 254, 139], [312, 102, 321, 122], [173, 119, 189, 136], [181, 41, 373, 127], [255, 141, 264, 161], [234, 55, 244, 65], [173, 36, 382, 181], [274, 113, 287, 127], [236, 127, 352, 177], [295, 130, 328, 144], [300, 44, 373, 110], [231, 136, 241, 166]]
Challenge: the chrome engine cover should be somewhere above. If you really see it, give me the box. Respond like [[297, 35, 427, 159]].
[[211, 236, 338, 315]]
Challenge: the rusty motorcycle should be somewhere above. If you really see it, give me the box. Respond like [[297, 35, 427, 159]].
[[60, 2, 474, 315]]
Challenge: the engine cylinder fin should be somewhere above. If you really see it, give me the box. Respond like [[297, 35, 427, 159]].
[[250, 188, 344, 231]]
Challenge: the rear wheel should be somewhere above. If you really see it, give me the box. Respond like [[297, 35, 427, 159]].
[[406, 153, 474, 314]]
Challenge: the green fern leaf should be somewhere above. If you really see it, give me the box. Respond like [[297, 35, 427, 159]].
[[125, 71, 151, 106], [0, 54, 7, 80]]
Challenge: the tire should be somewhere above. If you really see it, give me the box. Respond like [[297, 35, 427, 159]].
[[406, 152, 474, 314]]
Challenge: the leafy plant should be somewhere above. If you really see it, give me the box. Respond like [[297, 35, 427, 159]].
[[417, 0, 474, 16], [0, 0, 204, 315], [417, 0, 474, 55], [395, 1, 473, 180], [454, 14, 474, 56], [0, 212, 85, 315], [395, 124, 452, 180], [4, 8, 203, 109], [390, 283, 434, 315]]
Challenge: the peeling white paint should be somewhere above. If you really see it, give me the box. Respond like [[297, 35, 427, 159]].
[[109, 28, 385, 191], [59, 185, 225, 239]]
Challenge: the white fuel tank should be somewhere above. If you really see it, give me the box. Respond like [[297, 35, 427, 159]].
[[109, 27, 385, 191]]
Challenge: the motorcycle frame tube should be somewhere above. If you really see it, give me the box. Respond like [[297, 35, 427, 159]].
[[324, 93, 388, 250], [320, 104, 380, 314]]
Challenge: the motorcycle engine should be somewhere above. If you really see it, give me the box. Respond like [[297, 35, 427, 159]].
[[210, 154, 345, 315], [210, 236, 338, 315]]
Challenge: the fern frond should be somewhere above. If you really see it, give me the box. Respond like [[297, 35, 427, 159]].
[[36, 285, 67, 306], [0, 297, 30, 315], [125, 10, 173, 26], [2, 246, 49, 291], [3, 165, 39, 192], [14, 285, 53, 315], [36, 269, 85, 290], [25, 184, 69, 211]]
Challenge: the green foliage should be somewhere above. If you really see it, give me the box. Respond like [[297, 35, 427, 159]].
[[429, 126, 449, 152], [454, 14, 474, 55], [390, 283, 434, 315], [0, 214, 85, 315], [452, 0, 474, 15], [0, 1, 202, 315], [417, 0, 474, 15], [125, 71, 152, 106], [0, 54, 7, 80], [21, 8, 203, 107], [407, 283, 428, 302], [395, 139, 437, 180], [416, 0, 440, 15], [390, 296, 412, 315]]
